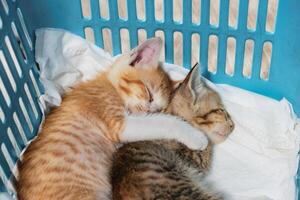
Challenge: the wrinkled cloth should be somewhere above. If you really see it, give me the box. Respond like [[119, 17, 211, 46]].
[[34, 28, 300, 200]]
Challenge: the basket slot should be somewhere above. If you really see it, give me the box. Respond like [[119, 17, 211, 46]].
[[225, 37, 236, 76], [4, 36, 22, 77], [247, 0, 259, 30], [210, 0, 220, 27], [7, 128, 21, 157], [228, 0, 239, 28], [154, 30, 165, 61], [12, 112, 28, 145], [0, 162, 10, 192], [0, 77, 11, 106], [173, 0, 182, 23], [81, 0, 91, 19], [138, 29, 147, 44], [102, 28, 113, 55], [16, 8, 32, 50], [18, 98, 33, 133], [84, 27, 95, 44], [191, 0, 201, 25], [28, 69, 42, 97], [154, 0, 163, 22], [173, 31, 182, 66], [0, 107, 4, 123], [191, 33, 200, 66], [260, 41, 272, 80], [136, 0, 145, 21], [11, 22, 27, 62], [99, 0, 109, 19], [24, 83, 38, 119], [117, 0, 127, 20], [266, 0, 278, 33], [120, 28, 130, 53], [1, 143, 17, 173], [243, 39, 255, 78], [1, 0, 9, 15], [0, 50, 16, 92], [208, 35, 218, 73]]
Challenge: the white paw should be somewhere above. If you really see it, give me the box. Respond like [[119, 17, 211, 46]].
[[184, 131, 209, 150]]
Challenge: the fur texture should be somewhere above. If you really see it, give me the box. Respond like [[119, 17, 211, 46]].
[[17, 38, 207, 200], [112, 65, 234, 200]]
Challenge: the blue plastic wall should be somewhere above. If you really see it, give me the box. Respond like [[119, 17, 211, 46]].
[[0, 0, 299, 198]]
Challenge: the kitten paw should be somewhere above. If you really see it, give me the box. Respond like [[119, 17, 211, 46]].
[[184, 131, 209, 150]]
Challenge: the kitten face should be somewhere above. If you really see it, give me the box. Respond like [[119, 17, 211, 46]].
[[108, 38, 172, 114], [167, 65, 234, 144]]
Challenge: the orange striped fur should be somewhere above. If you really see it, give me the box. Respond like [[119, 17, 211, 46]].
[[17, 38, 174, 200]]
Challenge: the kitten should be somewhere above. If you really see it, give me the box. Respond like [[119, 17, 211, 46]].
[[17, 38, 207, 200], [112, 64, 234, 200]]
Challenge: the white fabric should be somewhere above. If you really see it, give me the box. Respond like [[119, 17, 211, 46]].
[[35, 28, 300, 200]]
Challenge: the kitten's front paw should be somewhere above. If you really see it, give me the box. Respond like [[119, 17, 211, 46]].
[[185, 131, 209, 150]]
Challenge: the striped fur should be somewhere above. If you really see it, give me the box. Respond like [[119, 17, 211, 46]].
[[17, 38, 176, 200], [112, 65, 234, 200]]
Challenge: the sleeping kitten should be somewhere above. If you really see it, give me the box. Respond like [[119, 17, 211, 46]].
[[112, 64, 234, 200], [17, 38, 207, 200]]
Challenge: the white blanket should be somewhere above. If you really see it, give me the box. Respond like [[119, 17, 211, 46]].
[[35, 28, 300, 200]]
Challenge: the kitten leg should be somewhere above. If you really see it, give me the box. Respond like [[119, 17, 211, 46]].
[[120, 114, 208, 150]]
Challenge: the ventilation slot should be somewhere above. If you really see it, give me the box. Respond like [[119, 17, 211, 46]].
[[102, 28, 113, 55], [260, 42, 272, 80], [173, 31, 183, 66], [13, 112, 28, 144], [0, 77, 11, 106], [155, 30, 165, 61], [1, 144, 14, 172], [138, 29, 147, 44], [154, 0, 164, 21], [5, 36, 22, 77], [225, 37, 236, 76], [210, 0, 220, 27], [81, 0, 91, 19], [19, 98, 33, 133], [29, 69, 41, 97], [192, 0, 201, 24], [17, 8, 32, 50], [208, 35, 218, 73], [0, 50, 16, 92], [11, 22, 27, 62], [228, 0, 239, 28], [243, 39, 255, 78], [118, 0, 127, 20], [99, 0, 109, 19], [84, 27, 95, 44], [24, 83, 38, 119], [7, 128, 21, 157], [120, 28, 130, 53], [191, 33, 200, 66], [136, 0, 145, 20], [266, 0, 278, 33], [173, 0, 183, 23], [0, 16, 2, 29], [0, 107, 4, 123], [1, 0, 9, 15], [247, 0, 259, 30]]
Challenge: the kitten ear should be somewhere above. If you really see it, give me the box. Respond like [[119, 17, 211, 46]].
[[180, 63, 206, 102], [129, 37, 162, 68]]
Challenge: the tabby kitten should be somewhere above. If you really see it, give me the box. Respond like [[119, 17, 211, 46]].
[[112, 64, 234, 200], [17, 38, 207, 200]]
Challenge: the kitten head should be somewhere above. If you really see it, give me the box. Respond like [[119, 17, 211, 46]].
[[108, 38, 173, 114], [167, 64, 234, 144]]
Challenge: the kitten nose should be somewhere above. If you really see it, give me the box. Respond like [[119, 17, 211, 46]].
[[229, 121, 235, 131]]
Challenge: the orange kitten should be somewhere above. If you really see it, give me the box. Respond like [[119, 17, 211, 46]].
[[17, 38, 207, 200]]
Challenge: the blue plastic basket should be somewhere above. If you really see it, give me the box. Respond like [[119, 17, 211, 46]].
[[0, 0, 299, 199]]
